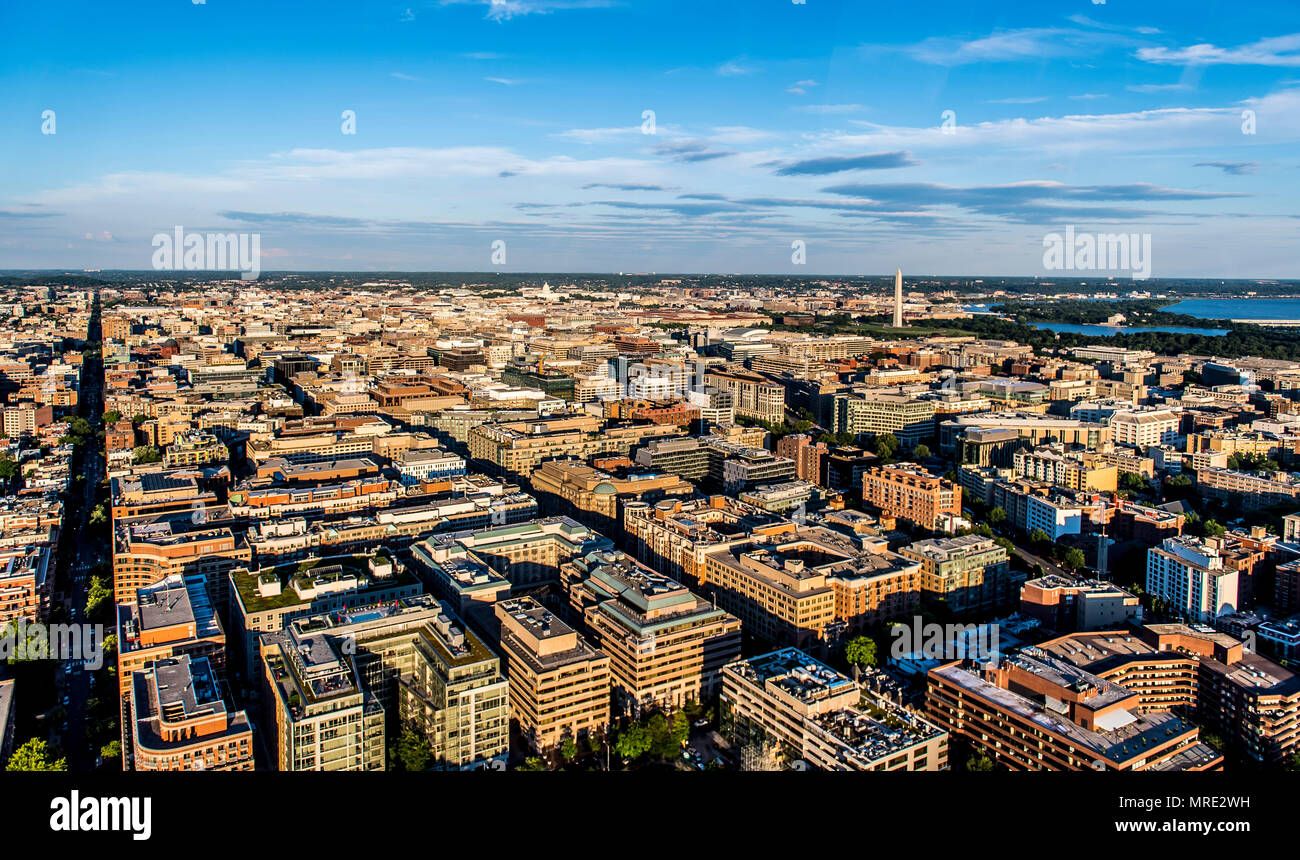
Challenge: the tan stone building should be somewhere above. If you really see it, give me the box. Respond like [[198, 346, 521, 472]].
[[495, 597, 611, 753], [562, 550, 742, 715]]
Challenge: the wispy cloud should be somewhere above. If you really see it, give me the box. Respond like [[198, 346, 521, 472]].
[[794, 104, 864, 115], [888, 26, 1134, 66], [718, 58, 758, 77], [1138, 33, 1300, 67], [655, 139, 735, 163], [772, 151, 917, 176], [818, 179, 1248, 222], [1127, 82, 1193, 93], [439, 0, 616, 23], [582, 182, 674, 191], [987, 96, 1048, 104], [1195, 161, 1260, 175], [485, 77, 524, 85], [786, 79, 818, 95]]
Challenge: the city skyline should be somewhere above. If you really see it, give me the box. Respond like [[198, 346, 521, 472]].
[[2, 1, 1299, 277]]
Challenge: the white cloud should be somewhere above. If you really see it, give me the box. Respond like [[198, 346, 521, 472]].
[[718, 58, 758, 77], [1138, 33, 1300, 67]]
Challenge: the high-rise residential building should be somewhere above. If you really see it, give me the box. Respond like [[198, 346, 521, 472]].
[[561, 550, 742, 715], [900, 535, 1021, 615], [495, 597, 611, 753], [112, 518, 250, 605], [260, 596, 509, 771], [723, 648, 947, 771], [0, 544, 51, 623], [228, 551, 423, 677], [1013, 446, 1118, 493], [776, 433, 831, 483], [861, 464, 961, 531], [1146, 536, 1240, 623], [260, 622, 387, 771], [128, 655, 254, 772], [702, 367, 785, 424]]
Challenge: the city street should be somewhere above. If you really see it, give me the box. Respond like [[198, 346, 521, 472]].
[[51, 295, 106, 772]]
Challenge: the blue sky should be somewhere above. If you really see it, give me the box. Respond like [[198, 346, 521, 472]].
[[2, 0, 1299, 277]]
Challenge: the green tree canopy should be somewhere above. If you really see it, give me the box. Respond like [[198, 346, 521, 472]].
[[844, 635, 879, 668], [395, 724, 432, 771], [614, 725, 652, 760], [6, 738, 67, 771], [1061, 548, 1087, 571], [132, 446, 163, 465]]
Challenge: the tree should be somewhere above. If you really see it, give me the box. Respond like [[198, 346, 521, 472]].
[[132, 446, 162, 465], [394, 723, 432, 771], [89, 504, 108, 526], [1119, 471, 1148, 493], [966, 752, 994, 772], [614, 725, 652, 760], [867, 433, 899, 461], [1028, 528, 1051, 547], [85, 575, 112, 619], [560, 737, 578, 763], [670, 710, 690, 748], [1061, 547, 1087, 571], [1204, 519, 1227, 538], [988, 506, 1007, 526], [646, 713, 679, 759], [844, 635, 879, 668], [101, 410, 121, 425], [911, 444, 931, 460], [0, 455, 18, 482], [99, 740, 122, 766], [517, 756, 548, 772], [6, 738, 66, 771]]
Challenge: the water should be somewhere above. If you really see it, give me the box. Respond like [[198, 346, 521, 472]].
[[956, 304, 1229, 336], [1166, 298, 1300, 321], [1031, 322, 1229, 337]]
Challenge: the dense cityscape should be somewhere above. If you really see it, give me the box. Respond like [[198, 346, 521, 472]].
[[0, 272, 1296, 782], [7, 0, 1298, 844]]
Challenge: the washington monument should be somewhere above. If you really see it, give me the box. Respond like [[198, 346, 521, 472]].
[[893, 268, 904, 328]]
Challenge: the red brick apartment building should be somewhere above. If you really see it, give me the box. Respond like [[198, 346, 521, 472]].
[[861, 464, 961, 531]]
